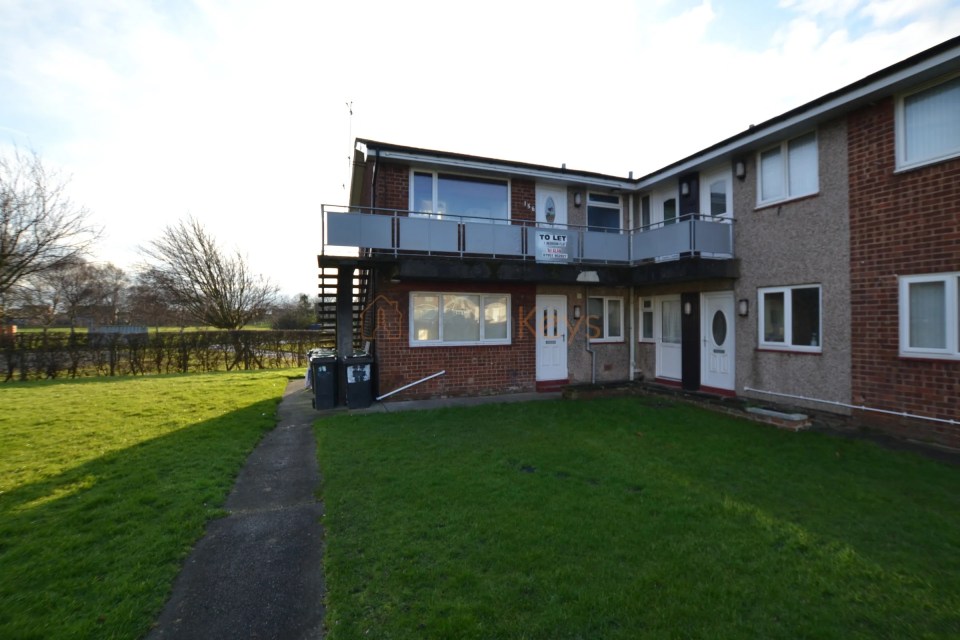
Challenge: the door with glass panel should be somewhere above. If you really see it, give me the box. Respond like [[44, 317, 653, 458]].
[[655, 295, 682, 380], [701, 292, 735, 391], [700, 168, 732, 221], [536, 295, 567, 381]]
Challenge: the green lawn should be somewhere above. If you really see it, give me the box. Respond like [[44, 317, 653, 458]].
[[316, 397, 960, 640], [0, 370, 294, 639]]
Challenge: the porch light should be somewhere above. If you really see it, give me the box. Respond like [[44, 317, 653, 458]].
[[573, 305, 582, 319], [735, 159, 747, 181], [683, 301, 692, 316], [574, 192, 582, 208], [738, 299, 749, 317], [681, 182, 690, 196]]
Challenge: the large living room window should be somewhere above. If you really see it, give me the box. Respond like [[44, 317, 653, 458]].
[[758, 285, 821, 352], [410, 292, 511, 346], [410, 171, 509, 222], [899, 273, 959, 359], [757, 131, 818, 205], [897, 74, 960, 170]]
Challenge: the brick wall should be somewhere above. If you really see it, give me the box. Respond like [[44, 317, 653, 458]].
[[512, 178, 535, 223], [368, 276, 537, 400], [847, 97, 960, 446], [372, 162, 409, 211]]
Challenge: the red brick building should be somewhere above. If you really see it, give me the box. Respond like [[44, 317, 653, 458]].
[[320, 36, 960, 447]]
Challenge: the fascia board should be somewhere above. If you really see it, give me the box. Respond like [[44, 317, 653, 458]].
[[375, 149, 635, 191]]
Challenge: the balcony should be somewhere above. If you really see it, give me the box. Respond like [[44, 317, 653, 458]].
[[322, 205, 734, 266]]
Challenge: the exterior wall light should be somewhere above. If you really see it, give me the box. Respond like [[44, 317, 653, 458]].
[[574, 192, 582, 208], [735, 160, 747, 181], [683, 301, 693, 316], [573, 305, 582, 319], [681, 182, 690, 196], [738, 298, 749, 316]]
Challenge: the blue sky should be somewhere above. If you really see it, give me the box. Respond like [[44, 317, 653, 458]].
[[1, 0, 957, 297]]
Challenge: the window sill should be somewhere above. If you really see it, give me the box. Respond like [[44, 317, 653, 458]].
[[754, 191, 820, 212], [410, 341, 512, 348], [756, 347, 822, 355], [899, 352, 960, 363], [894, 151, 960, 174]]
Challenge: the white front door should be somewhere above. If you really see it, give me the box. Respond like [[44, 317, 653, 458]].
[[536, 185, 567, 227], [701, 292, 735, 391], [536, 295, 567, 381], [655, 295, 682, 380]]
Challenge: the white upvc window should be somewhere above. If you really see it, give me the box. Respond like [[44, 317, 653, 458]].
[[639, 298, 654, 342], [757, 131, 818, 205], [758, 285, 822, 352], [588, 296, 623, 342], [410, 292, 511, 346], [410, 170, 510, 222], [586, 193, 622, 233], [899, 273, 960, 359], [896, 74, 960, 171]]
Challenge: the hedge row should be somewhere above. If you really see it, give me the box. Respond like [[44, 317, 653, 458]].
[[1, 330, 335, 381]]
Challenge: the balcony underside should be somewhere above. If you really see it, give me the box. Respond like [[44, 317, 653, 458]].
[[318, 254, 740, 286]]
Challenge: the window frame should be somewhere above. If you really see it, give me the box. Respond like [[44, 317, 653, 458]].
[[756, 131, 819, 206], [588, 296, 624, 343], [586, 192, 622, 233], [409, 169, 511, 222], [638, 297, 654, 343], [757, 284, 822, 353], [409, 292, 512, 347], [899, 272, 960, 359], [895, 73, 960, 171]]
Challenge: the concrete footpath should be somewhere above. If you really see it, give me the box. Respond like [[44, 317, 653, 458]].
[[148, 380, 325, 640]]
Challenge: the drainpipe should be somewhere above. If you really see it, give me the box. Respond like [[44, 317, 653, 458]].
[[584, 286, 596, 384], [628, 286, 635, 382], [371, 148, 380, 210]]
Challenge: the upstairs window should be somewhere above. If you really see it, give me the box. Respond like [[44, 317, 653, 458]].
[[899, 273, 959, 359], [758, 285, 821, 352], [411, 171, 509, 222], [757, 132, 818, 205], [897, 74, 960, 170], [586, 193, 621, 233]]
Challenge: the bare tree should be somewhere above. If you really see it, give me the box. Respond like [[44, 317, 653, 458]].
[[140, 216, 278, 330], [0, 148, 100, 325]]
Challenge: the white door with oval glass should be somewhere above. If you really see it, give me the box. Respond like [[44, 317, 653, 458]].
[[535, 184, 567, 228], [701, 292, 735, 391]]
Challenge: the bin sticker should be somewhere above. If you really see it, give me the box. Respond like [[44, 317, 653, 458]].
[[347, 364, 370, 384]]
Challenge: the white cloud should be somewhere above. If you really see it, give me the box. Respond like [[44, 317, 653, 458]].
[[0, 0, 956, 296]]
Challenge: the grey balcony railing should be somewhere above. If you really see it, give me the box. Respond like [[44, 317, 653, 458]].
[[321, 205, 733, 265]]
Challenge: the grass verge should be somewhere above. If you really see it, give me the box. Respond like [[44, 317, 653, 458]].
[[316, 397, 960, 639], [0, 370, 294, 639]]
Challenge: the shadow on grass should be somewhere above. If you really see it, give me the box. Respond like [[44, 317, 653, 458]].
[[0, 397, 279, 640]]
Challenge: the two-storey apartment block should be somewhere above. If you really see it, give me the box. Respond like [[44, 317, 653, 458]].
[[319, 36, 960, 447]]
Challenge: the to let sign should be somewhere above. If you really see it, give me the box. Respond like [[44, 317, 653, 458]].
[[536, 232, 569, 263]]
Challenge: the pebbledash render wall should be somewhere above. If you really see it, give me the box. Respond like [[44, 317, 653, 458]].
[[732, 117, 853, 412], [847, 97, 960, 447]]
